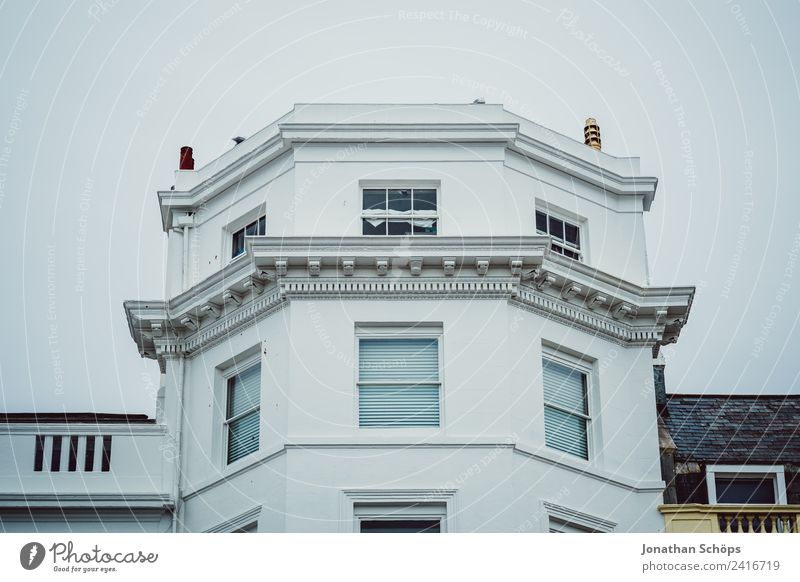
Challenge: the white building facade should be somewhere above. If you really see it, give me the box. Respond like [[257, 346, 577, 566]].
[[1, 104, 693, 533]]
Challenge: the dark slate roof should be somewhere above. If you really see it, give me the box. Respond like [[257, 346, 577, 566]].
[[0, 413, 154, 424], [665, 395, 800, 465]]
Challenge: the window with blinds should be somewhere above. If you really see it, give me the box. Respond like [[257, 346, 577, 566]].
[[358, 337, 440, 427], [542, 357, 589, 459], [226, 363, 261, 464]]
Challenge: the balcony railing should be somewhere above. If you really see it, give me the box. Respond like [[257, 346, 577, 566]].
[[660, 504, 800, 533]]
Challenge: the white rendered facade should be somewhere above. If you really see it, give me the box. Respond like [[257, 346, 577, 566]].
[[1, 104, 693, 533]]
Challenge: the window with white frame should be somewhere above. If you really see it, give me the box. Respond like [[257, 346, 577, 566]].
[[355, 503, 446, 533], [543, 501, 615, 533], [362, 187, 438, 236], [706, 465, 787, 505], [231, 215, 266, 259], [357, 330, 441, 427], [542, 355, 590, 460], [549, 519, 594, 533], [536, 209, 582, 260], [224, 362, 261, 464]]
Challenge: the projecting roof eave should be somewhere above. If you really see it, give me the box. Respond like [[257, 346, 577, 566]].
[[123, 236, 694, 366], [123, 300, 168, 366]]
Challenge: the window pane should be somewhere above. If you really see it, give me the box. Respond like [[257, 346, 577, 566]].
[[228, 410, 259, 463], [359, 338, 439, 381], [244, 219, 259, 236], [716, 477, 776, 504], [387, 219, 413, 236], [257, 215, 266, 235], [549, 216, 564, 240], [363, 189, 386, 210], [388, 189, 412, 212], [564, 222, 579, 247], [231, 228, 245, 258], [361, 218, 386, 235], [413, 189, 437, 211], [544, 406, 588, 459], [362, 218, 386, 235], [227, 364, 261, 419], [359, 385, 440, 427], [413, 219, 437, 235], [536, 211, 548, 233], [361, 520, 441, 533], [543, 359, 587, 414]]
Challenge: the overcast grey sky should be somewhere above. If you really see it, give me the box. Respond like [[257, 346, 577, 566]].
[[1, 0, 798, 415]]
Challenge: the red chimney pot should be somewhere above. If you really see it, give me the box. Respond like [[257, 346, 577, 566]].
[[179, 146, 194, 170]]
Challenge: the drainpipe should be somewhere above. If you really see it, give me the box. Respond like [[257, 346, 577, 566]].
[[171, 354, 186, 533], [182, 225, 190, 290], [173, 212, 194, 292]]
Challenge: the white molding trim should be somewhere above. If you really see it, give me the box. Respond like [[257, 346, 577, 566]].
[[542, 500, 617, 532], [0, 424, 167, 435], [706, 464, 787, 504], [0, 493, 173, 509], [341, 488, 457, 533], [204, 505, 262, 533], [125, 237, 693, 365], [180, 440, 665, 502]]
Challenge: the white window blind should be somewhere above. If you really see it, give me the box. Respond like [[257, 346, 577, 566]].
[[542, 358, 589, 459], [358, 338, 440, 427], [226, 363, 261, 463]]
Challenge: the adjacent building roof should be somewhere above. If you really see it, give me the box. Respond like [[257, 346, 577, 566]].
[[664, 394, 800, 464]]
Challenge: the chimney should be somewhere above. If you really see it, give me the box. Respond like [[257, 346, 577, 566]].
[[179, 146, 194, 170], [583, 118, 601, 150]]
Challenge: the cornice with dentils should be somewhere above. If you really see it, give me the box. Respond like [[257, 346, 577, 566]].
[[123, 236, 694, 366]]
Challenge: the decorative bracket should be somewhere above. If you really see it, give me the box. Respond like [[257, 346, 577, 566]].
[[274, 259, 287, 277], [243, 277, 264, 295], [409, 257, 423, 276], [560, 281, 582, 300], [180, 315, 199, 330], [586, 292, 608, 310], [476, 258, 490, 276], [150, 322, 164, 338], [222, 289, 242, 306], [509, 259, 523, 276], [534, 268, 556, 290], [442, 258, 456, 276], [655, 309, 669, 324], [307, 258, 321, 277], [612, 302, 636, 320], [375, 258, 389, 276], [200, 302, 221, 319], [341, 257, 355, 277]]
